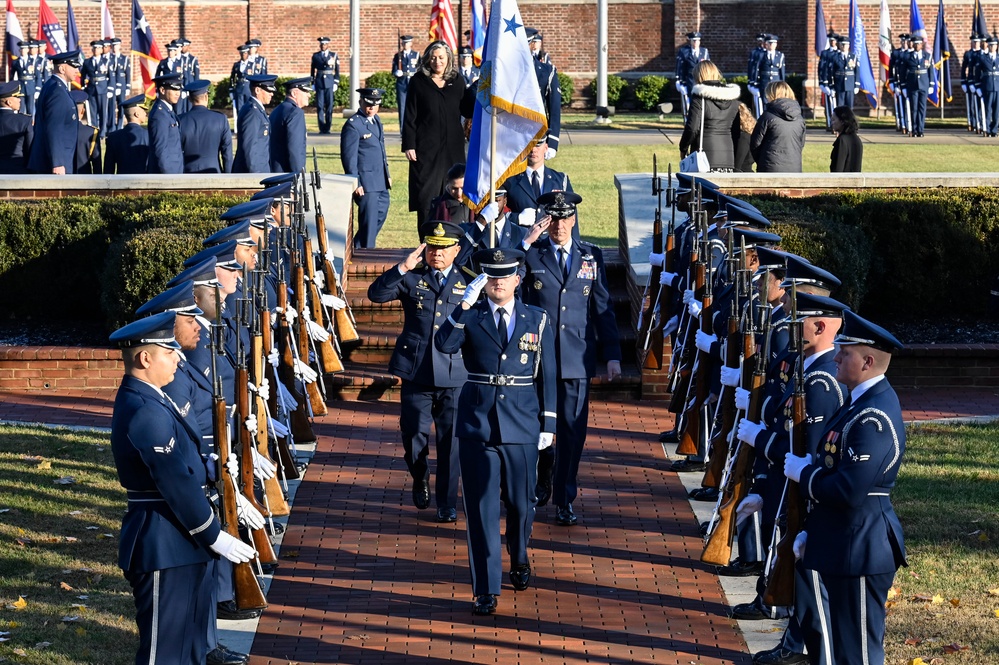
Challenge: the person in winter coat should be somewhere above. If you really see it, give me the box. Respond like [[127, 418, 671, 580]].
[[678, 61, 741, 172], [733, 102, 756, 172], [750, 80, 806, 173], [830, 105, 863, 172]]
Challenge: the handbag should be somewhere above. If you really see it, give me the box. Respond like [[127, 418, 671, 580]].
[[680, 103, 711, 173]]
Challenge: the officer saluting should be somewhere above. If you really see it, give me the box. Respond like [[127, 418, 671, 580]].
[[392, 35, 419, 125], [109, 311, 256, 664], [435, 248, 556, 616], [0, 81, 33, 174], [310, 37, 340, 134]]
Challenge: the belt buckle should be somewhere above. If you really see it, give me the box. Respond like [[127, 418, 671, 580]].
[[494, 375, 509, 386]]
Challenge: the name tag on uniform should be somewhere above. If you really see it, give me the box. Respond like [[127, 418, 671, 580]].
[[533, 269, 546, 274]]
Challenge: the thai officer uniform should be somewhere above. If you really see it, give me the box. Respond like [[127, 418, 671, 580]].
[[230, 46, 252, 120], [179, 81, 234, 173], [434, 247, 557, 615], [785, 311, 907, 665], [0, 81, 34, 173], [520, 192, 620, 523], [268, 78, 310, 174], [310, 38, 340, 134], [367, 222, 469, 522], [27, 50, 81, 174], [905, 41, 932, 137], [392, 38, 419, 125], [830, 45, 858, 111], [979, 40, 999, 136], [104, 94, 150, 174], [341, 88, 391, 249], [234, 75, 274, 174], [147, 75, 184, 174]]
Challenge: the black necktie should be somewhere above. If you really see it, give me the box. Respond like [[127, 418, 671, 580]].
[[531, 170, 541, 199], [497, 308, 508, 345], [558, 247, 568, 277], [436, 271, 445, 288]]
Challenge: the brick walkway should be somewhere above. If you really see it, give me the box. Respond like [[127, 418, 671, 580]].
[[0, 387, 997, 664]]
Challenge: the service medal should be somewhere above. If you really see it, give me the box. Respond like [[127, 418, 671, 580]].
[[534, 280, 543, 290], [824, 455, 835, 468], [520, 353, 528, 364]]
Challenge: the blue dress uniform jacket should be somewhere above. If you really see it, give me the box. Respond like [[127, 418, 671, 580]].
[[28, 76, 78, 173], [755, 51, 786, 89], [311, 49, 339, 133], [905, 49, 933, 135], [233, 99, 270, 173], [147, 98, 183, 174], [978, 51, 999, 134], [676, 44, 710, 90], [104, 123, 150, 174], [179, 105, 234, 173], [186, 318, 237, 436], [502, 167, 574, 227], [392, 49, 420, 123], [534, 58, 561, 150], [0, 108, 34, 173], [341, 111, 391, 248], [16, 56, 35, 115], [830, 50, 858, 109], [269, 98, 306, 174], [80, 55, 110, 136], [456, 218, 526, 266], [163, 355, 215, 449], [74, 123, 101, 174]]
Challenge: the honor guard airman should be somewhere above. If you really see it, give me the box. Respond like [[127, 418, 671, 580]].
[[156, 41, 183, 81], [458, 189, 526, 260], [341, 87, 391, 248], [676, 31, 709, 117], [905, 35, 932, 137], [310, 37, 340, 134], [979, 35, 999, 136], [179, 80, 234, 173], [961, 34, 985, 133], [177, 38, 199, 115], [0, 81, 33, 173], [110, 38, 131, 130], [104, 94, 150, 174], [28, 49, 82, 174], [753, 35, 785, 115], [393, 35, 419, 125], [459, 46, 480, 88], [80, 40, 110, 136], [435, 247, 556, 616], [525, 28, 562, 156], [247, 39, 268, 75], [830, 35, 858, 111], [14, 41, 35, 116], [269, 77, 310, 173], [230, 44, 252, 123], [147, 73, 185, 174], [528, 28, 552, 65], [747, 33, 767, 116], [233, 74, 276, 174]]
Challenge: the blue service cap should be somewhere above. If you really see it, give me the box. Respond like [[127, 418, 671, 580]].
[[755, 247, 800, 271], [836, 310, 904, 353], [50, 50, 83, 67], [252, 182, 293, 202], [686, 31, 702, 39], [121, 93, 146, 108], [724, 204, 771, 228], [168, 257, 219, 287], [0, 81, 22, 97], [357, 87, 383, 105], [70, 89, 89, 105], [791, 291, 849, 319], [89, 39, 103, 48], [109, 310, 180, 349], [183, 79, 210, 94], [782, 255, 841, 292], [317, 36, 331, 43], [153, 73, 183, 89], [184, 239, 242, 270], [730, 228, 781, 253], [203, 219, 258, 247], [248, 39, 262, 47], [284, 76, 313, 92], [766, 34, 779, 43], [221, 198, 274, 222], [474, 247, 525, 278], [247, 74, 277, 91], [538, 190, 582, 219], [259, 173, 296, 187], [674, 172, 719, 194], [136, 280, 204, 317], [176, 38, 191, 46], [237, 44, 251, 53]]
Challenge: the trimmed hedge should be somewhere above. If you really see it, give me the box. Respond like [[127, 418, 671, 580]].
[[633, 75, 669, 111], [587, 74, 627, 106], [365, 71, 398, 109], [557, 71, 574, 108]]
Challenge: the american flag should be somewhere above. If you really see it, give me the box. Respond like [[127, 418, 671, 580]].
[[429, 0, 458, 51]]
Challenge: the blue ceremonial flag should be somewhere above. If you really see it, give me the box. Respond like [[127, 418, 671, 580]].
[[814, 0, 827, 57], [464, 0, 548, 214], [929, 0, 952, 106], [65, 0, 79, 52], [131, 0, 163, 97], [850, 0, 880, 109], [909, 0, 927, 41], [973, 0, 989, 39]]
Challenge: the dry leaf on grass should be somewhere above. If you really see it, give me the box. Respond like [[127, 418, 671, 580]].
[[949, 598, 960, 607], [35, 460, 51, 470], [59, 582, 73, 591], [908, 659, 926, 665], [942, 643, 970, 654], [12, 648, 26, 656], [905, 637, 924, 645], [68, 510, 82, 516], [15, 538, 31, 547], [931, 594, 944, 604], [6, 597, 27, 611], [887, 586, 900, 600], [911, 593, 935, 602]]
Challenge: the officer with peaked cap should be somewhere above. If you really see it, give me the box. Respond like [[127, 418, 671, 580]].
[[70, 89, 101, 174], [146, 73, 184, 174], [269, 77, 310, 173], [80, 39, 111, 137], [109, 311, 257, 665], [458, 46, 479, 88], [520, 191, 621, 523], [342, 87, 391, 248], [501, 136, 575, 230], [754, 36, 786, 104], [230, 44, 252, 120], [28, 50, 82, 174], [676, 31, 710, 116], [110, 37, 131, 130], [178, 79, 233, 173], [104, 94, 149, 174], [234, 74, 275, 173], [15, 40, 36, 116], [367, 221, 470, 522], [905, 34, 933, 137], [310, 37, 340, 134], [392, 35, 419, 125], [0, 81, 33, 173], [435, 247, 556, 616], [524, 28, 562, 156]]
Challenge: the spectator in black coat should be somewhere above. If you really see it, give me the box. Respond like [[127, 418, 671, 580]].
[[750, 81, 806, 173], [830, 105, 863, 172], [678, 61, 741, 172], [733, 103, 756, 173]]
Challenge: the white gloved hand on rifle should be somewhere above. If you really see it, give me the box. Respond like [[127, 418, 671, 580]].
[[243, 414, 258, 434], [267, 347, 280, 368], [462, 273, 488, 307], [537, 432, 554, 450], [793, 531, 807, 560], [719, 366, 740, 387], [734, 387, 751, 411], [659, 271, 678, 287], [293, 359, 319, 383], [250, 446, 276, 480], [256, 378, 270, 402], [648, 252, 666, 268], [313, 271, 325, 290], [737, 418, 765, 447], [225, 454, 240, 480], [321, 293, 346, 310], [736, 493, 763, 525], [325, 249, 338, 266], [663, 315, 679, 338], [269, 417, 289, 439], [694, 329, 716, 353], [234, 492, 266, 530], [209, 531, 256, 563], [307, 318, 331, 342], [281, 306, 298, 325], [784, 453, 810, 483]]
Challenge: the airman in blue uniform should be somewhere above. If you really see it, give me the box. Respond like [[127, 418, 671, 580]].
[[747, 34, 767, 116], [905, 35, 933, 137], [70, 89, 101, 174], [341, 87, 391, 248], [458, 47, 480, 88], [179, 79, 234, 173], [247, 39, 268, 75], [0, 81, 33, 173], [147, 73, 185, 174], [753, 35, 786, 114], [978, 35, 999, 136], [676, 31, 709, 117], [525, 28, 562, 155], [435, 247, 556, 616], [178, 38, 200, 115], [501, 136, 575, 230], [230, 44, 252, 124], [109, 311, 256, 665], [269, 77, 310, 173], [80, 40, 110, 138], [27, 49, 82, 174], [830, 36, 858, 111], [234, 74, 275, 174], [520, 191, 621, 524], [392, 36, 419, 125], [367, 221, 469, 522], [31, 41, 50, 114], [105, 94, 150, 174], [961, 34, 985, 133], [310, 37, 340, 134], [14, 41, 35, 116], [109, 38, 131, 130]]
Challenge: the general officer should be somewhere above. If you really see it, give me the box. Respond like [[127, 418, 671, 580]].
[[341, 87, 391, 248], [179, 80, 233, 173], [392, 35, 419, 125], [675, 31, 709, 117], [230, 44, 252, 125], [109, 311, 256, 665], [367, 222, 469, 522], [234, 74, 275, 173], [830, 35, 858, 111], [979, 35, 999, 136], [269, 77, 310, 173], [0, 81, 33, 173], [520, 191, 621, 524], [905, 35, 933, 137], [27, 50, 82, 175], [147, 73, 185, 174], [310, 37, 340, 134], [525, 28, 562, 156], [501, 136, 577, 235], [105, 94, 150, 174], [71, 89, 101, 174], [435, 248, 556, 616], [783, 311, 907, 665]]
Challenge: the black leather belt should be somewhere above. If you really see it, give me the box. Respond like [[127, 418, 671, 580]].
[[467, 373, 534, 386]]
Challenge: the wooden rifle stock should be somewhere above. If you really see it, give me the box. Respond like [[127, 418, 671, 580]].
[[277, 284, 316, 444], [676, 260, 713, 457], [293, 262, 330, 417], [303, 235, 344, 374], [667, 233, 700, 415], [236, 367, 279, 566], [251, 335, 290, 518], [262, 311, 301, 481], [315, 206, 359, 343], [638, 158, 665, 369], [702, 307, 741, 488]]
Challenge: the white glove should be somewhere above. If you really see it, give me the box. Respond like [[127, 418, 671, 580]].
[[675, 81, 685, 93], [307, 318, 331, 342], [225, 454, 239, 480], [267, 347, 280, 368], [293, 359, 318, 383], [792, 531, 807, 560], [324, 249, 338, 265], [648, 252, 666, 268], [250, 446, 277, 480], [538, 432, 554, 450], [961, 83, 968, 92], [747, 84, 758, 94], [977, 88, 984, 98], [321, 293, 346, 310], [544, 147, 556, 160], [927, 85, 934, 95], [276, 378, 298, 411], [332, 83, 338, 93], [234, 492, 265, 530], [462, 273, 488, 307], [479, 201, 499, 225], [282, 306, 298, 325], [687, 299, 702, 317], [719, 366, 740, 387], [519, 207, 537, 225], [107, 91, 114, 98], [204, 453, 220, 482], [694, 330, 716, 353], [734, 387, 751, 411], [784, 453, 810, 483], [269, 417, 289, 438], [854, 86, 860, 95], [313, 271, 325, 290], [394, 69, 403, 77], [659, 270, 678, 286], [243, 414, 258, 434], [257, 378, 270, 402], [682, 289, 695, 305], [663, 315, 679, 338], [736, 418, 765, 447], [736, 493, 763, 525], [209, 531, 256, 563]]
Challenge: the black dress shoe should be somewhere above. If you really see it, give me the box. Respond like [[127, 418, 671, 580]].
[[261, 562, 279, 575], [510, 564, 531, 591], [688, 486, 719, 502], [699, 520, 710, 536], [206, 644, 249, 665], [535, 482, 552, 507], [412, 479, 431, 509], [659, 429, 679, 443], [753, 646, 810, 665], [436, 507, 457, 523], [670, 459, 706, 473], [472, 594, 498, 615], [717, 558, 764, 577], [216, 600, 264, 621], [555, 504, 578, 526], [731, 601, 769, 620]]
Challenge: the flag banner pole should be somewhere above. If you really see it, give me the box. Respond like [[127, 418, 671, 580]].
[[489, 109, 497, 248]]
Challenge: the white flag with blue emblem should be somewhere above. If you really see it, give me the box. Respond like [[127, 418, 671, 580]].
[[464, 0, 548, 213]]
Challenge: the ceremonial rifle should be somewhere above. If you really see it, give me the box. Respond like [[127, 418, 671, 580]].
[[299, 171, 344, 374], [637, 156, 665, 368], [666, 211, 702, 416]]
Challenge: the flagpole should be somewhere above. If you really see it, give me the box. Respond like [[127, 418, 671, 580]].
[[489, 109, 497, 248]]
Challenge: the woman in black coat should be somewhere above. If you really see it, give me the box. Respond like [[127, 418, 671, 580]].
[[750, 81, 806, 173], [830, 105, 863, 172], [401, 42, 469, 227], [678, 61, 741, 172]]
